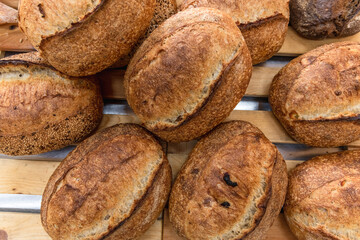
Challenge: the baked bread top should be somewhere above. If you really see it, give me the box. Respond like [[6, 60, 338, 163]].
[[285, 150, 360, 240], [169, 121, 287, 239], [125, 7, 252, 142], [269, 41, 360, 147], [290, 0, 360, 39], [41, 124, 170, 239], [18, 0, 156, 76]]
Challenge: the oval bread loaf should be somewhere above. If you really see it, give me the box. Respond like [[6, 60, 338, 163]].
[[0, 52, 103, 156], [124, 7, 252, 142], [18, 0, 156, 76], [269, 41, 360, 147], [180, 0, 290, 65], [285, 150, 360, 240], [41, 123, 172, 240], [169, 121, 288, 240], [290, 0, 360, 39]]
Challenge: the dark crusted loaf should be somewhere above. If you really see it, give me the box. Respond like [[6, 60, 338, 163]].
[[290, 0, 360, 39], [0, 52, 103, 156], [285, 150, 360, 240], [41, 123, 172, 240], [269, 41, 360, 147], [169, 121, 288, 239], [124, 7, 252, 142]]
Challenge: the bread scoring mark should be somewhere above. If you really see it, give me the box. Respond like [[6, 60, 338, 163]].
[[238, 13, 287, 31]]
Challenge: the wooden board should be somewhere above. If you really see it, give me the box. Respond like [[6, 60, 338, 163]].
[[0, 212, 162, 240]]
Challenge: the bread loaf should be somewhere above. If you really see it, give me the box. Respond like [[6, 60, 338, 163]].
[[41, 123, 172, 240], [0, 52, 103, 156], [169, 121, 288, 240], [269, 41, 360, 147], [290, 0, 360, 39], [115, 0, 177, 67], [124, 8, 252, 142], [285, 150, 360, 240], [180, 0, 290, 65], [18, 0, 156, 76]]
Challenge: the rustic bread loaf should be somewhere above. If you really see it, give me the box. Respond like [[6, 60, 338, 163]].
[[0, 52, 103, 156], [269, 41, 360, 147], [179, 0, 290, 65], [290, 0, 360, 39], [285, 150, 360, 240], [169, 121, 288, 240], [41, 123, 172, 240], [0, 2, 17, 24], [18, 0, 156, 76], [115, 0, 177, 67], [124, 8, 252, 142]]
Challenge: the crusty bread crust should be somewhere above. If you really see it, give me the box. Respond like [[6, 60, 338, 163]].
[[114, 0, 178, 67], [0, 52, 103, 156], [18, 0, 156, 76], [169, 121, 288, 240], [179, 0, 290, 65], [269, 41, 360, 147], [124, 7, 252, 142], [290, 0, 360, 39], [285, 150, 360, 240], [41, 124, 172, 240]]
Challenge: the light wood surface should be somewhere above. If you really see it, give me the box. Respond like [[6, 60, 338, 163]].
[[0, 212, 162, 240]]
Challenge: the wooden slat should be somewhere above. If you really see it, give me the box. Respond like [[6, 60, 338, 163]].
[[98, 64, 281, 99], [0, 0, 18, 9], [278, 27, 360, 56], [0, 212, 162, 240], [0, 24, 33, 52]]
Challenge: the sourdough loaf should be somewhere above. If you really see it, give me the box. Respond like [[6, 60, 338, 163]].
[[0, 52, 103, 156], [18, 0, 156, 76], [169, 121, 288, 240], [180, 0, 290, 65], [41, 123, 172, 240], [290, 0, 360, 39], [285, 150, 360, 240], [269, 41, 360, 147], [124, 7, 252, 142], [115, 0, 177, 67]]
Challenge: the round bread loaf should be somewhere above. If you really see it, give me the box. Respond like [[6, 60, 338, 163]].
[[285, 150, 360, 240], [169, 121, 288, 240], [124, 8, 252, 142], [115, 0, 177, 67], [269, 42, 360, 147], [18, 0, 156, 76], [0, 52, 103, 156], [290, 0, 360, 39], [179, 0, 290, 65], [41, 123, 172, 240]]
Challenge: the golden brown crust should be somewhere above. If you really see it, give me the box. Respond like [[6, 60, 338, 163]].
[[114, 0, 178, 67], [124, 7, 252, 142], [0, 52, 103, 156], [179, 0, 290, 65], [169, 121, 288, 240], [269, 41, 360, 147], [41, 123, 172, 240], [284, 150, 360, 240], [0, 2, 18, 24], [290, 0, 360, 39], [18, 0, 156, 76]]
